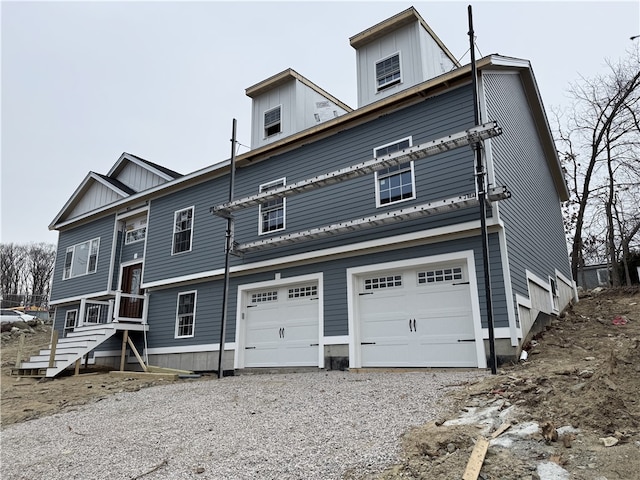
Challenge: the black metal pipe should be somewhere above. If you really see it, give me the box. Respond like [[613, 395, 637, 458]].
[[468, 5, 497, 374], [217, 118, 237, 379]]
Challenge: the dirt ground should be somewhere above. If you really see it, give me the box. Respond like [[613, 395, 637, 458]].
[[2, 288, 639, 480], [369, 287, 640, 480]]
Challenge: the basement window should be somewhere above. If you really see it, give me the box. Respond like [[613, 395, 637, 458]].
[[264, 106, 282, 137], [376, 53, 401, 91]]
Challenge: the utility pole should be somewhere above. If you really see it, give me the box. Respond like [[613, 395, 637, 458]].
[[468, 5, 498, 374], [217, 119, 237, 379]]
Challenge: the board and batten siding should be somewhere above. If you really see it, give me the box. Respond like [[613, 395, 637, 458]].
[[50, 214, 117, 302], [250, 80, 296, 149], [116, 162, 167, 192], [483, 71, 572, 303], [67, 182, 124, 220], [143, 85, 480, 284]]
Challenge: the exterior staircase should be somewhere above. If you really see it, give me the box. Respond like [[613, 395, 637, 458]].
[[12, 324, 120, 378]]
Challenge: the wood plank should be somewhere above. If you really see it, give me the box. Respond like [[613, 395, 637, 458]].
[[16, 333, 25, 367], [120, 330, 129, 372], [147, 366, 195, 375], [127, 336, 148, 372], [491, 423, 512, 439], [48, 331, 59, 368], [108, 371, 178, 381], [462, 436, 489, 480], [74, 359, 81, 376]]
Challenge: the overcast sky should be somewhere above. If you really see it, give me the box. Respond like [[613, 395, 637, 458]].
[[2, 1, 639, 246]]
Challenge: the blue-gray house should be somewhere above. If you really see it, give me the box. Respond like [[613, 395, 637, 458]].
[[22, 8, 575, 377]]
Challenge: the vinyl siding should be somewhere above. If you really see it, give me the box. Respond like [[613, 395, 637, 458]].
[[145, 232, 507, 349], [50, 215, 116, 301], [143, 85, 480, 284], [483, 72, 572, 302]]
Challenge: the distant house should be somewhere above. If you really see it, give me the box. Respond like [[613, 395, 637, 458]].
[[20, 7, 575, 377], [577, 264, 611, 290]]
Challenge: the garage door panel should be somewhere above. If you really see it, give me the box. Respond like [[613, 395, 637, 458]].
[[244, 282, 320, 368], [357, 261, 478, 368]]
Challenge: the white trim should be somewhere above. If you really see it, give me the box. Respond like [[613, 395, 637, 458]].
[[481, 327, 511, 339], [526, 270, 551, 291], [346, 250, 486, 369], [171, 206, 195, 256], [50, 291, 112, 306], [106, 153, 176, 182], [108, 217, 120, 291], [258, 177, 286, 235], [375, 51, 402, 92], [175, 290, 197, 339], [64, 309, 78, 333], [497, 226, 519, 347], [264, 104, 283, 138], [373, 136, 416, 208], [145, 342, 238, 355], [115, 205, 150, 221], [549, 275, 559, 314], [323, 335, 349, 345], [234, 272, 324, 369], [144, 218, 503, 289]]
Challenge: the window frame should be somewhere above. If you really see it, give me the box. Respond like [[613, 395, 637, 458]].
[[596, 268, 610, 286], [375, 52, 402, 92], [258, 178, 286, 235], [62, 238, 100, 280], [64, 309, 78, 335], [171, 206, 195, 255], [373, 137, 416, 208], [549, 276, 559, 313], [175, 290, 197, 339], [264, 105, 282, 138]]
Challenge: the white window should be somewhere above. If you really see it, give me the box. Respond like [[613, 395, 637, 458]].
[[64, 309, 77, 335], [259, 178, 286, 234], [172, 207, 194, 255], [288, 285, 317, 298], [264, 106, 282, 137], [596, 268, 610, 285], [374, 137, 416, 207], [251, 291, 278, 303], [376, 52, 401, 91], [418, 267, 463, 284], [63, 238, 100, 279], [549, 277, 559, 312], [364, 275, 402, 290], [125, 216, 147, 245], [175, 291, 196, 338]]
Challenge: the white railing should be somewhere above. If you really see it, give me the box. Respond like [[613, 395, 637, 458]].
[[78, 299, 113, 327], [113, 291, 148, 324]]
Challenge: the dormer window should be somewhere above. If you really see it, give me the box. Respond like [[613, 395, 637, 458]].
[[376, 53, 401, 91], [264, 106, 282, 137]]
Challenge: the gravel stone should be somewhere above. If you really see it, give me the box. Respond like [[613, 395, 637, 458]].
[[1, 370, 485, 479]]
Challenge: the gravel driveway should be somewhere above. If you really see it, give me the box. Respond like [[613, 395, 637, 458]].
[[1, 370, 484, 479]]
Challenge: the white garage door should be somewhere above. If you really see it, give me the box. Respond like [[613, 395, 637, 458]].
[[244, 283, 319, 367], [358, 263, 478, 367]]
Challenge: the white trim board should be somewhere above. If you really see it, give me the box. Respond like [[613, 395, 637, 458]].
[[143, 218, 503, 290]]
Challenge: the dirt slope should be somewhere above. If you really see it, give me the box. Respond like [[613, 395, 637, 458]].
[[368, 287, 640, 480]]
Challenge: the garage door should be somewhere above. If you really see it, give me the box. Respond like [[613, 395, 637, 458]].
[[244, 283, 319, 367], [358, 263, 477, 367]]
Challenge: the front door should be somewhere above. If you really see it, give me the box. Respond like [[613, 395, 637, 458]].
[[119, 263, 143, 319]]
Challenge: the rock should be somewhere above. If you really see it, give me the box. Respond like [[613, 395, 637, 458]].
[[599, 437, 618, 447], [536, 461, 570, 480], [446, 442, 456, 453]]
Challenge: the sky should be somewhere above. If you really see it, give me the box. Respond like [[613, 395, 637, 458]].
[[2, 0, 639, 245]]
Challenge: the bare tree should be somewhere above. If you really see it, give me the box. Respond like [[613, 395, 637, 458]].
[[0, 242, 56, 308], [555, 48, 640, 282]]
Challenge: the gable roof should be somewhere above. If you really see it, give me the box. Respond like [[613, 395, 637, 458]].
[[107, 152, 182, 180], [50, 153, 182, 229]]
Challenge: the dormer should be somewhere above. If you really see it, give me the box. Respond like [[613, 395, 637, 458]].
[[246, 69, 352, 149], [350, 7, 460, 108]]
